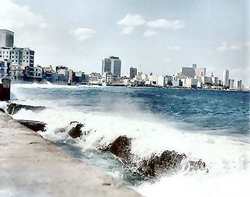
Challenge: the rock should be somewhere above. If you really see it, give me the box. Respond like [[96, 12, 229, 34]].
[[137, 150, 207, 177], [7, 103, 45, 115], [109, 136, 132, 161], [16, 119, 46, 132], [67, 121, 83, 138], [0, 108, 5, 113], [100, 135, 208, 178]]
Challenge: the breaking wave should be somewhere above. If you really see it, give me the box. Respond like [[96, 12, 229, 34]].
[[10, 83, 250, 197]]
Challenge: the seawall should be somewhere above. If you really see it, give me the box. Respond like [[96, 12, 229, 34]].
[[0, 111, 141, 197]]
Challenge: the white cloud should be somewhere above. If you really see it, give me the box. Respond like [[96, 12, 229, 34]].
[[71, 27, 96, 41], [143, 30, 157, 37], [216, 42, 242, 52], [118, 14, 146, 34], [167, 45, 182, 51], [0, 0, 47, 30], [147, 19, 185, 30], [118, 14, 185, 36]]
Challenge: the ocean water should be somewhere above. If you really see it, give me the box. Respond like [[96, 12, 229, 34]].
[[6, 83, 250, 197]]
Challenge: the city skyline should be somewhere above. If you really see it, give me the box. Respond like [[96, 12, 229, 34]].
[[0, 0, 249, 85]]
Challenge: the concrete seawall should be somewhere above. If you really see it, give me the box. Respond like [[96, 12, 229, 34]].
[[0, 111, 141, 197]]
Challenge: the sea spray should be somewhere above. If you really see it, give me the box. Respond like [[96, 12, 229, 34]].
[[11, 83, 250, 197]]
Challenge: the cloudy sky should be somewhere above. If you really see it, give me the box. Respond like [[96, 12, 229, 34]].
[[0, 0, 249, 85]]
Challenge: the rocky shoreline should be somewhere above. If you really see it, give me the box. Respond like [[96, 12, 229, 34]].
[[1, 102, 209, 190], [0, 107, 141, 197]]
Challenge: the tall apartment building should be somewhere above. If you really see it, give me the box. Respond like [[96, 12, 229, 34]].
[[181, 67, 195, 78], [0, 47, 34, 68], [222, 69, 229, 87], [237, 80, 242, 90], [0, 29, 14, 48], [102, 58, 111, 74], [102, 56, 121, 78]]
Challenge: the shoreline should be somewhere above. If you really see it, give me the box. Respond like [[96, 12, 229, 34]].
[[0, 111, 141, 197], [11, 81, 250, 93]]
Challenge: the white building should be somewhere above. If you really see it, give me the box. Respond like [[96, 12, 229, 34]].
[[223, 69, 229, 87], [0, 47, 35, 68], [182, 78, 198, 88], [195, 67, 206, 77]]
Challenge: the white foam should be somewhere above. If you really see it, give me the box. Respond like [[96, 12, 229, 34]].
[[11, 83, 250, 197]]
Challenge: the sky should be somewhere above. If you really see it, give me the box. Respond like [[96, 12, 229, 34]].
[[0, 0, 249, 85]]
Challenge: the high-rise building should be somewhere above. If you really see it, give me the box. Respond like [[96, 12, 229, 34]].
[[102, 56, 121, 78], [223, 69, 229, 87], [181, 67, 195, 78], [102, 58, 111, 75], [237, 80, 242, 90], [0, 29, 14, 48], [229, 79, 234, 89], [110, 56, 121, 77], [129, 67, 137, 79]]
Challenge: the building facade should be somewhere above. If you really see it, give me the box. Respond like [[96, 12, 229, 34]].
[[129, 67, 137, 79], [0, 47, 35, 68], [181, 67, 195, 78], [223, 69, 229, 87], [110, 56, 121, 78], [102, 58, 111, 75], [0, 29, 14, 48]]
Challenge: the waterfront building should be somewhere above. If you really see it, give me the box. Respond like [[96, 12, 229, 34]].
[[181, 67, 195, 78], [9, 64, 24, 80], [195, 67, 206, 78], [24, 65, 43, 81], [0, 60, 10, 78], [102, 56, 121, 78], [201, 76, 212, 85], [223, 69, 229, 88], [102, 58, 111, 75], [229, 79, 235, 89], [102, 72, 113, 84], [129, 67, 137, 79], [42, 65, 57, 82], [0, 47, 35, 68], [157, 76, 165, 87], [56, 66, 69, 83], [89, 72, 102, 85], [110, 56, 121, 78], [182, 78, 198, 88], [0, 29, 14, 48], [164, 75, 173, 86], [212, 76, 219, 86], [237, 80, 242, 90]]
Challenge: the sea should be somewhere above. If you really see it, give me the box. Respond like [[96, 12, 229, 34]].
[[4, 83, 250, 197]]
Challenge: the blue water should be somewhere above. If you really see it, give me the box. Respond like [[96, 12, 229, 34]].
[[14, 86, 250, 136], [10, 84, 250, 197]]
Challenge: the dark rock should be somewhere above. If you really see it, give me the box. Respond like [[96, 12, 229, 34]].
[[137, 150, 207, 177], [0, 108, 5, 113], [100, 135, 208, 178], [16, 119, 46, 132], [7, 103, 45, 115], [67, 121, 83, 138], [109, 136, 132, 161]]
